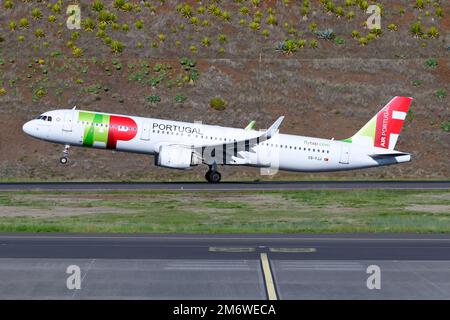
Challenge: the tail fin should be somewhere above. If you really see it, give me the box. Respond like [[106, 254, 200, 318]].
[[344, 96, 413, 150]]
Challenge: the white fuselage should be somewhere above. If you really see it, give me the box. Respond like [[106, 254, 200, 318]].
[[23, 109, 411, 172]]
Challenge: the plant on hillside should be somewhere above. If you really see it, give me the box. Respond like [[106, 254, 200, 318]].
[[387, 23, 397, 31], [174, 94, 187, 103], [82, 18, 96, 31], [92, 0, 104, 12], [436, 89, 447, 100], [34, 28, 45, 38], [425, 58, 438, 68], [210, 98, 226, 111], [31, 8, 42, 20], [9, 21, 17, 31], [19, 18, 30, 28], [427, 26, 439, 38], [4, 0, 13, 9], [351, 30, 360, 38], [441, 121, 450, 132], [410, 21, 423, 37], [110, 40, 124, 53]]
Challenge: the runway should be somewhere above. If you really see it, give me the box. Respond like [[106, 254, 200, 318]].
[[1, 233, 450, 299], [1, 180, 449, 191]]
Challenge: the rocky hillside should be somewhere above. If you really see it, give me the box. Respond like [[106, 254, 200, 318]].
[[0, 0, 448, 181]]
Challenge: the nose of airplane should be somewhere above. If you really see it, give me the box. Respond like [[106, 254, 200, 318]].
[[22, 121, 34, 136]]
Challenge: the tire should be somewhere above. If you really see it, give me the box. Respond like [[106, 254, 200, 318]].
[[59, 157, 68, 165], [209, 171, 221, 183], [205, 170, 212, 182]]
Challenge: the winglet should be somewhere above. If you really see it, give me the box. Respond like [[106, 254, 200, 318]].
[[72, 105, 77, 110], [267, 116, 284, 139], [245, 120, 256, 131]]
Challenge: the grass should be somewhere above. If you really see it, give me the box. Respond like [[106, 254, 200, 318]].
[[0, 190, 449, 233]]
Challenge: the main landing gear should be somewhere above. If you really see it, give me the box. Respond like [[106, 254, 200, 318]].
[[59, 144, 70, 165], [205, 164, 221, 183]]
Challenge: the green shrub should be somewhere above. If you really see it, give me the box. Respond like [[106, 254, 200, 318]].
[[436, 89, 447, 100], [335, 37, 345, 45], [174, 94, 187, 103], [425, 58, 438, 68], [414, 0, 424, 9], [201, 37, 211, 47], [266, 14, 277, 26], [52, 4, 61, 14], [359, 0, 368, 10], [441, 121, 450, 132], [110, 40, 124, 53], [82, 18, 96, 31], [335, 6, 344, 17], [9, 21, 17, 31], [34, 28, 45, 38], [4, 0, 13, 9], [19, 18, 29, 28], [387, 23, 397, 31], [98, 10, 116, 23], [92, 0, 104, 12], [31, 8, 42, 20], [351, 30, 360, 38], [249, 22, 260, 30], [135, 20, 144, 29], [72, 46, 83, 57], [147, 95, 161, 104], [427, 26, 439, 38], [210, 97, 226, 111], [410, 21, 423, 36], [239, 6, 250, 15]]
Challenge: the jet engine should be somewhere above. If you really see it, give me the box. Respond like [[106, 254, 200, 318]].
[[155, 145, 195, 169]]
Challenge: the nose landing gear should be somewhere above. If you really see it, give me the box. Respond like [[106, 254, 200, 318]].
[[205, 163, 221, 183], [59, 144, 70, 165]]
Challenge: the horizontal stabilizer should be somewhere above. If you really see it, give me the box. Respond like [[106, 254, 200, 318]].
[[369, 152, 410, 159]]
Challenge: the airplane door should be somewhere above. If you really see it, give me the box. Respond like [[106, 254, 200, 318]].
[[140, 120, 151, 141], [339, 143, 350, 164], [62, 110, 74, 132]]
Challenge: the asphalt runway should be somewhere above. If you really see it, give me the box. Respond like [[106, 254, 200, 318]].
[[1, 180, 449, 191], [1, 233, 450, 299]]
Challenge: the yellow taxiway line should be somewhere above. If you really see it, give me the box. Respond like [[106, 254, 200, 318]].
[[260, 253, 277, 300]]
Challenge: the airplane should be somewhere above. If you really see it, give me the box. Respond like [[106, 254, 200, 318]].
[[22, 96, 413, 183]]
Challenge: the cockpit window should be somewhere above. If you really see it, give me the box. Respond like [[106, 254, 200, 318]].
[[42, 116, 47, 121], [47, 116, 52, 122]]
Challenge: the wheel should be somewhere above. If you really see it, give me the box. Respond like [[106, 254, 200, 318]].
[[59, 157, 68, 165], [205, 170, 212, 182], [209, 171, 221, 183]]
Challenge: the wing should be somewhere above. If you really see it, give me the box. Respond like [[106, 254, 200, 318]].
[[197, 116, 285, 164]]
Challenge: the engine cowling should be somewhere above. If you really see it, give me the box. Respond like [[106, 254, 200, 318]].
[[155, 145, 194, 169]]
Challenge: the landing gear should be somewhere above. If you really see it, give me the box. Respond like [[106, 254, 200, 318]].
[[205, 163, 221, 183], [60, 144, 70, 165]]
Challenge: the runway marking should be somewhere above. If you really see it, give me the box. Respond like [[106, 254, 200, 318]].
[[72, 258, 95, 299], [260, 253, 277, 300], [269, 247, 316, 253], [209, 247, 256, 253]]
